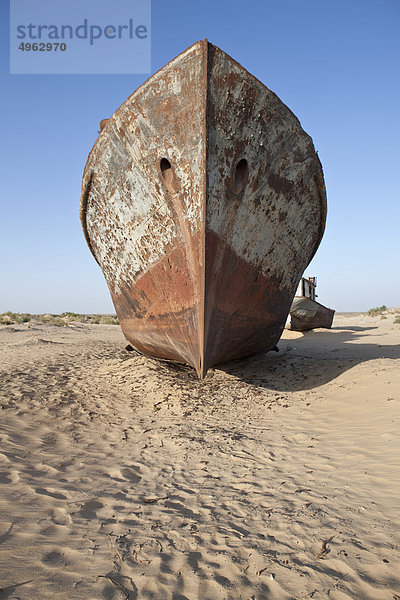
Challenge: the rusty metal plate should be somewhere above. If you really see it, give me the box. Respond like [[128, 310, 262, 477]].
[[80, 40, 327, 377]]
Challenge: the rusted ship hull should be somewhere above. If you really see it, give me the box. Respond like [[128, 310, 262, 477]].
[[80, 40, 327, 377], [287, 297, 335, 331]]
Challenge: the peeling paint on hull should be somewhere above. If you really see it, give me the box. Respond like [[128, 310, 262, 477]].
[[80, 40, 327, 378]]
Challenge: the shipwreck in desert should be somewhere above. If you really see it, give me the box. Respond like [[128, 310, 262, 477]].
[[286, 277, 335, 331], [80, 40, 327, 377]]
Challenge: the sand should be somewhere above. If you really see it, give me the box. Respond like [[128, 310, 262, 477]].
[[1, 312, 399, 599]]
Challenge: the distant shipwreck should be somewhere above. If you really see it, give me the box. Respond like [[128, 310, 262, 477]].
[[286, 277, 335, 331], [80, 40, 327, 377]]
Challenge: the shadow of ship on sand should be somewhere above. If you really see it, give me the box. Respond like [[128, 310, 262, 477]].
[[160, 326, 400, 392]]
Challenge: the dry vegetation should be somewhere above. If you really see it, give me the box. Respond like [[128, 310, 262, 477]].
[[367, 305, 388, 316], [0, 311, 119, 326], [366, 306, 400, 322], [2, 308, 399, 327]]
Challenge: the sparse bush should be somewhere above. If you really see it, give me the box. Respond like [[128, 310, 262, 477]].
[[0, 313, 12, 325], [57, 313, 119, 324], [18, 314, 31, 323], [46, 317, 67, 327], [40, 314, 57, 322], [0, 315, 12, 325], [394, 316, 400, 324], [0, 312, 31, 325], [74, 315, 87, 323], [367, 305, 387, 317], [36, 314, 67, 326], [99, 316, 119, 325], [1, 312, 119, 327], [60, 312, 87, 323]]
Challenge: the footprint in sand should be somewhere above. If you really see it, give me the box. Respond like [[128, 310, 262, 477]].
[[42, 550, 69, 566], [109, 465, 142, 484], [0, 470, 19, 484], [120, 466, 142, 483], [77, 499, 103, 519], [35, 487, 67, 500]]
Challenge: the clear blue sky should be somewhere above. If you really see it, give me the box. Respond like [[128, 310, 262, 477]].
[[1, 0, 399, 313]]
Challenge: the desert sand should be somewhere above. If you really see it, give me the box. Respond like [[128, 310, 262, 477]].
[[1, 312, 399, 599]]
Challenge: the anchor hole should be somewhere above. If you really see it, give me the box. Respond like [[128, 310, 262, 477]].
[[233, 158, 249, 194], [160, 158, 179, 193]]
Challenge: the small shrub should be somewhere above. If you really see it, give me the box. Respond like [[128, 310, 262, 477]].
[[40, 314, 57, 322], [99, 316, 119, 325], [0, 312, 31, 325], [74, 315, 87, 323], [0, 313, 12, 325], [1, 312, 119, 327], [60, 312, 87, 323], [0, 316, 12, 325], [367, 305, 387, 317], [394, 316, 400, 324], [48, 317, 68, 327], [37, 315, 67, 326], [16, 313, 31, 323]]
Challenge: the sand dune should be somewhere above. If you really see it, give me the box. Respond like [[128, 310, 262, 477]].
[[1, 312, 399, 599]]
